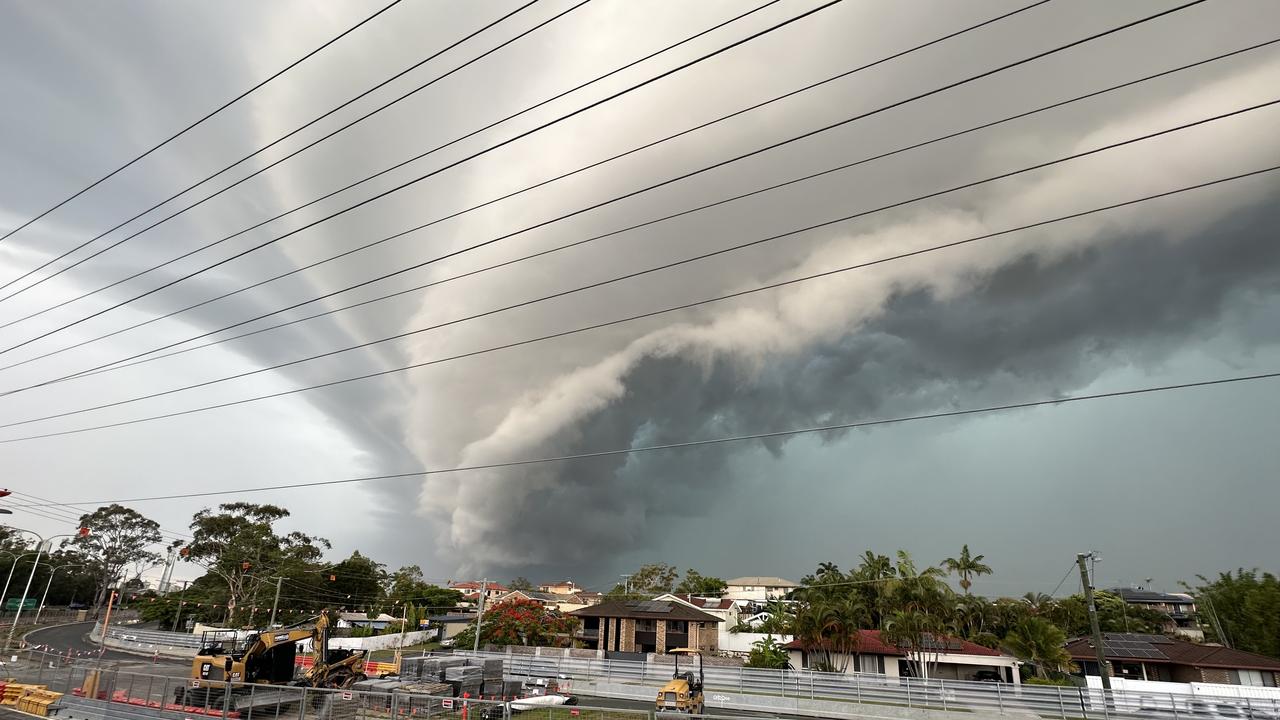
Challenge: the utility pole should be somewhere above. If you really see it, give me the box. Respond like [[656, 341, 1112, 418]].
[[172, 580, 190, 633], [621, 575, 632, 595], [473, 579, 488, 653], [157, 546, 177, 594], [268, 577, 284, 627], [1078, 552, 1110, 690]]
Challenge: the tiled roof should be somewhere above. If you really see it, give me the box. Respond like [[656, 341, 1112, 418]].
[[661, 593, 735, 610], [726, 577, 798, 588], [1065, 634, 1280, 671], [569, 599, 722, 623], [1108, 588, 1195, 604], [785, 630, 1004, 658]]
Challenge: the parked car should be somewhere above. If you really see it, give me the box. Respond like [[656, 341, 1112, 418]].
[[67, 602, 89, 610], [972, 670, 1003, 683], [439, 637, 456, 648]]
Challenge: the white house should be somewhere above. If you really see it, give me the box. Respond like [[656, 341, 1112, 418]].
[[723, 576, 798, 602], [786, 630, 1021, 683]]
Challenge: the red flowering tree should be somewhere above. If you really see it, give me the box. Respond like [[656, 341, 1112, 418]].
[[455, 598, 578, 647]]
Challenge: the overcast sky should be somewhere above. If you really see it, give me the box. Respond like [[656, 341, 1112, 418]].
[[1, 0, 1277, 597]]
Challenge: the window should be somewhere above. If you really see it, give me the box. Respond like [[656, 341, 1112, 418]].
[[669, 621, 688, 634], [1233, 669, 1269, 687], [635, 619, 657, 632]]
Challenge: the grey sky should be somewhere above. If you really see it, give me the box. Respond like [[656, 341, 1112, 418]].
[[0, 0, 1277, 595]]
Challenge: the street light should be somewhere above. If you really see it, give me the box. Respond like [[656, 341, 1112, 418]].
[[0, 551, 37, 613], [3, 528, 80, 649], [36, 563, 84, 624]]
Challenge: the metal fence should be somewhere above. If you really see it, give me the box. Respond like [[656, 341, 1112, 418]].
[[2, 649, 514, 720], [461, 649, 1280, 720]]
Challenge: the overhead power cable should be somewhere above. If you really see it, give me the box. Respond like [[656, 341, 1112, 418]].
[[10, 36, 1274, 396], [0, 0, 1196, 373], [20, 370, 1280, 505], [8, 490, 194, 540], [1, 125, 1274, 442], [0, 0, 547, 301], [0, 0, 800, 376], [0, 0, 407, 247], [0, 0, 841, 353]]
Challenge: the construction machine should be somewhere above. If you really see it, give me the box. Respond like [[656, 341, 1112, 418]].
[[179, 611, 368, 707], [655, 648, 704, 714]]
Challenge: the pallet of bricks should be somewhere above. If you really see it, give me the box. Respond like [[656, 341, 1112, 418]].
[[1, 682, 64, 717]]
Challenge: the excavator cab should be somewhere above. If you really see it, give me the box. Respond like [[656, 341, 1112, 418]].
[[656, 648, 704, 714]]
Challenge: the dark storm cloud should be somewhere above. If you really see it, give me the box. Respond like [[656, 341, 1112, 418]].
[[435, 189, 1280, 578]]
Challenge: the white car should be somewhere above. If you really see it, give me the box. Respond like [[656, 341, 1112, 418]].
[[439, 637, 456, 648]]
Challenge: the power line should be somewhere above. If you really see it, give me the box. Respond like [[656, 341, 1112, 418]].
[[0, 0, 548, 301], [1048, 562, 1078, 598], [0, 0, 790, 310], [8, 491, 194, 541], [9, 35, 1273, 396], [19, 369, 1280, 505], [0, 0, 841, 353], [0, 0, 407, 247], [0, 103, 1270, 438], [0, 0, 1058, 385]]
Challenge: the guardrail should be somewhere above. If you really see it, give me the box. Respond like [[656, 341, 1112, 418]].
[[459, 649, 1280, 720]]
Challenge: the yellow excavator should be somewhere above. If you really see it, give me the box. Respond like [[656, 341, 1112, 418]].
[[655, 648, 704, 714], [180, 611, 368, 706]]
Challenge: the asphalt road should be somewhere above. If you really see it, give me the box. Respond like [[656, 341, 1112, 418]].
[[25, 621, 189, 674]]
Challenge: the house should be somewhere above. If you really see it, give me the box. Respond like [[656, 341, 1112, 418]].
[[1107, 587, 1203, 640], [335, 612, 399, 631], [724, 576, 798, 602], [568, 599, 723, 654], [496, 590, 590, 613], [785, 631, 1021, 683], [450, 581, 510, 603], [574, 591, 604, 606], [538, 580, 583, 595], [1066, 632, 1280, 686], [427, 613, 477, 642]]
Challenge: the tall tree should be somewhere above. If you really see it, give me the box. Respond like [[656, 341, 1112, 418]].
[[675, 569, 727, 596], [942, 545, 992, 595], [509, 577, 535, 591], [184, 502, 329, 625], [71, 504, 162, 609], [1188, 569, 1280, 658], [388, 566, 463, 611], [610, 563, 678, 596]]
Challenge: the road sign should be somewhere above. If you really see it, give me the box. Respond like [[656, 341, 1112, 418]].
[[341, 692, 352, 701], [441, 699, 454, 709]]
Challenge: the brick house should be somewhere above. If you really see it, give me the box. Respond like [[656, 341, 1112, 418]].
[[1066, 633, 1280, 686], [569, 599, 722, 654]]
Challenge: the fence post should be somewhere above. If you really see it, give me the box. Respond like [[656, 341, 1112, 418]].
[[940, 679, 947, 712], [299, 687, 308, 720], [1169, 693, 1179, 720], [1055, 685, 1064, 719], [906, 680, 912, 708]]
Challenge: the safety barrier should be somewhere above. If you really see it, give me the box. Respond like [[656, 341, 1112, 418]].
[[293, 654, 399, 678], [460, 649, 1280, 720]]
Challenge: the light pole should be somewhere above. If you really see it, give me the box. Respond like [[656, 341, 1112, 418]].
[[4, 529, 78, 649], [36, 564, 84, 623], [1, 551, 37, 613]]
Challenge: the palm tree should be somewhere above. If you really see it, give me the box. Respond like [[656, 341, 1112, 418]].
[[942, 545, 992, 595], [1021, 592, 1053, 613], [1003, 617, 1073, 678]]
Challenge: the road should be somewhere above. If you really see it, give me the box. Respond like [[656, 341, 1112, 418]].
[[24, 621, 189, 674]]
